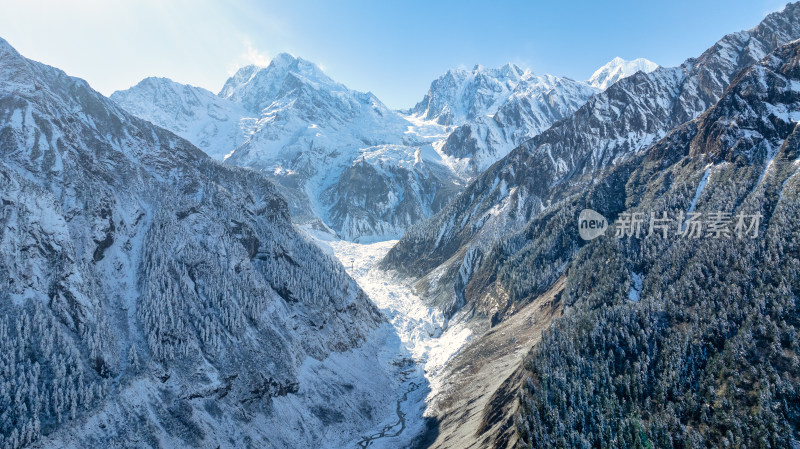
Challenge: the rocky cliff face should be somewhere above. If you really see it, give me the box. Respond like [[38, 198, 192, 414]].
[[438, 72, 599, 177], [411, 63, 526, 126], [321, 144, 462, 241]]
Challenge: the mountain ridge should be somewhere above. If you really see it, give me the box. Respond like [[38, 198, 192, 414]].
[[516, 37, 800, 448], [382, 1, 800, 323], [0, 36, 408, 448]]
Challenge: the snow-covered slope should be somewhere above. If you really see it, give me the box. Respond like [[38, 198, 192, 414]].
[[221, 57, 424, 169], [110, 77, 248, 159], [0, 37, 410, 448], [303, 232, 474, 448], [321, 144, 462, 241], [113, 54, 460, 242], [588, 56, 659, 89]]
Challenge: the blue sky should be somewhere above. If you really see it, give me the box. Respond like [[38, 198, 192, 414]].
[[0, 0, 790, 109]]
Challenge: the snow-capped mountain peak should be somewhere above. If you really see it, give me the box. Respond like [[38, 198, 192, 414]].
[[218, 53, 338, 113], [588, 56, 659, 89], [218, 64, 261, 95], [435, 67, 599, 177], [498, 62, 526, 78], [0, 36, 14, 54], [411, 63, 530, 126]]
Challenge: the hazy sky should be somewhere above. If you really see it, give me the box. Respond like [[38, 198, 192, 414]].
[[0, 0, 790, 109]]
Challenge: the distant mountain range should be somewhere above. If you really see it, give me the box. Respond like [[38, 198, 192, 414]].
[[111, 54, 655, 242], [114, 54, 454, 241]]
